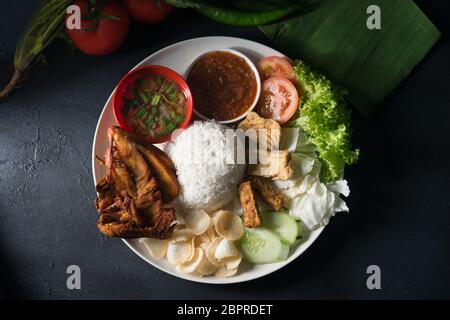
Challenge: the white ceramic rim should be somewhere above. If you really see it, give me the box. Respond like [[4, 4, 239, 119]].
[[92, 36, 325, 284], [185, 48, 261, 124]]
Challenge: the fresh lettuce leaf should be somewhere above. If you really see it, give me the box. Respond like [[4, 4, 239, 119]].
[[289, 60, 359, 183]]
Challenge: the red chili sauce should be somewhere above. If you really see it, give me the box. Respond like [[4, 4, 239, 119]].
[[187, 51, 258, 121]]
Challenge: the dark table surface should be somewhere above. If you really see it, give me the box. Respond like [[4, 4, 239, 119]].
[[0, 1, 449, 300]]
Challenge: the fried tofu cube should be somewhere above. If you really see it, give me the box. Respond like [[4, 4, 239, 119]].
[[238, 112, 281, 151], [239, 181, 262, 228], [249, 176, 286, 211], [249, 150, 294, 180]]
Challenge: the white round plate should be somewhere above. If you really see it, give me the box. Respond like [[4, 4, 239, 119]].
[[92, 36, 324, 284]]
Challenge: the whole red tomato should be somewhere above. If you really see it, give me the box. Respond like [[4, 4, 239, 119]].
[[66, 0, 130, 56], [122, 0, 172, 23]]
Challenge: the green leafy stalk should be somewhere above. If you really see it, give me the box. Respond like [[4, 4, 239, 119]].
[[0, 0, 71, 102]]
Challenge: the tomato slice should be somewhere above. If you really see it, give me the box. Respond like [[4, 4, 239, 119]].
[[256, 77, 299, 124], [257, 56, 296, 83]]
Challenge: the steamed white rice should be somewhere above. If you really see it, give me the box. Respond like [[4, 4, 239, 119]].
[[165, 121, 245, 213]]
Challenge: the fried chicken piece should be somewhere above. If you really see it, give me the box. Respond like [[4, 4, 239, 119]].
[[110, 157, 136, 199], [96, 195, 175, 239], [249, 150, 294, 180], [137, 144, 179, 203], [111, 128, 159, 209], [94, 126, 177, 239], [239, 181, 262, 228], [139, 139, 176, 172], [95, 178, 116, 211], [249, 176, 286, 211], [238, 112, 281, 151]]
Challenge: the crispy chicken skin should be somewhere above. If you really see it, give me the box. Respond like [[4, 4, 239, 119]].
[[95, 126, 177, 239], [249, 176, 286, 211], [239, 181, 262, 228]]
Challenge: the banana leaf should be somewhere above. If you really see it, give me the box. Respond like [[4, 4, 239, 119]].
[[261, 0, 441, 115]]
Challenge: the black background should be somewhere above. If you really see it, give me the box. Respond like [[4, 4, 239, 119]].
[[0, 1, 449, 299]]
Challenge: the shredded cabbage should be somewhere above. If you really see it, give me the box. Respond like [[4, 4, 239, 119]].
[[275, 127, 350, 230], [289, 60, 359, 183]]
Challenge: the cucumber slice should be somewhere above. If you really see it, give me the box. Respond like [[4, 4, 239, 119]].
[[261, 211, 302, 245], [296, 220, 303, 239], [237, 228, 289, 264]]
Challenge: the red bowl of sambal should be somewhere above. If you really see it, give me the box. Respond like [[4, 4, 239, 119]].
[[113, 65, 193, 144]]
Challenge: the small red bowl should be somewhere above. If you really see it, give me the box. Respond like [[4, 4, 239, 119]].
[[113, 65, 193, 144]]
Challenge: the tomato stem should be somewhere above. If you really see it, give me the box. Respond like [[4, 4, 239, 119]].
[[84, 0, 121, 22]]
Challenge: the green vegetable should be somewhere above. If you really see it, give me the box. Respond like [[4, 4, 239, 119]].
[[155, 75, 162, 86], [261, 0, 440, 114], [261, 211, 301, 245], [0, 0, 72, 101], [139, 91, 149, 103], [233, 0, 321, 12], [145, 116, 155, 128], [168, 91, 178, 102], [233, 0, 294, 12], [151, 106, 158, 115], [136, 108, 148, 119], [166, 122, 176, 132], [151, 93, 161, 106], [162, 117, 170, 125], [167, 0, 300, 26], [237, 227, 290, 264], [165, 83, 175, 95], [289, 60, 359, 183]]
